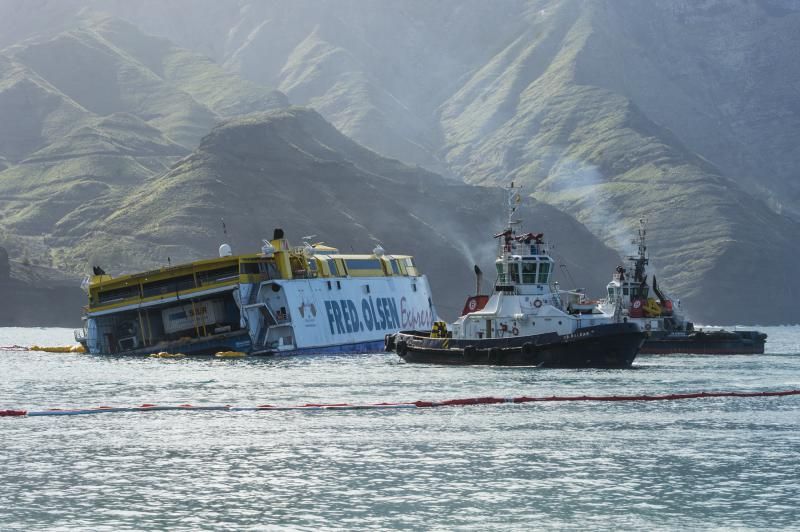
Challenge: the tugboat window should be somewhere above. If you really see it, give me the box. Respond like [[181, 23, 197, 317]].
[[508, 262, 521, 283], [522, 261, 537, 284], [537, 261, 551, 284], [495, 263, 507, 283]]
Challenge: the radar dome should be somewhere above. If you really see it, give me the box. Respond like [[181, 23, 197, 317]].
[[219, 244, 232, 257]]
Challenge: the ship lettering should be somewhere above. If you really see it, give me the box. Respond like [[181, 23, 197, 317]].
[[375, 298, 387, 329], [386, 298, 400, 329], [400, 296, 434, 329], [340, 299, 354, 333], [347, 300, 361, 332], [362, 299, 374, 331], [324, 300, 346, 334], [325, 297, 401, 335]]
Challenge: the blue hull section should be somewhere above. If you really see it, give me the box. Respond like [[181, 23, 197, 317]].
[[275, 340, 386, 357]]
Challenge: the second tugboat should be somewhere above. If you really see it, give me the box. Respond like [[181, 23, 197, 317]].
[[386, 184, 645, 368], [596, 219, 767, 354]]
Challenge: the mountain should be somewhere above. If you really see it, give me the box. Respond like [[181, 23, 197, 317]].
[[436, 0, 800, 323], [0, 2, 798, 323], [0, 246, 84, 327], [0, 16, 289, 298], [63, 0, 797, 324], [70, 107, 623, 320]]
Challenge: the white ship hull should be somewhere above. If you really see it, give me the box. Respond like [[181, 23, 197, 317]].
[[245, 275, 436, 355], [84, 275, 436, 356]]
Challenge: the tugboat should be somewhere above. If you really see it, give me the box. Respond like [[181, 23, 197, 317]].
[[596, 220, 767, 354], [75, 229, 436, 356], [385, 185, 645, 368]]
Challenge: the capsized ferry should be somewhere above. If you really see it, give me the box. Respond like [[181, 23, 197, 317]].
[[75, 229, 436, 356], [386, 184, 645, 367], [597, 220, 767, 354]]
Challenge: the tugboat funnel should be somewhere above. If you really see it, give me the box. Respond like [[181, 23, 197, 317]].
[[474, 264, 483, 296]]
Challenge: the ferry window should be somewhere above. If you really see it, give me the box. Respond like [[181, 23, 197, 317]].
[[522, 261, 537, 284], [327, 260, 339, 276], [345, 259, 382, 270], [405, 258, 415, 267], [142, 274, 196, 297], [391, 260, 400, 275], [307, 260, 318, 272], [508, 262, 520, 283], [537, 261, 551, 284], [240, 262, 260, 274], [98, 285, 139, 303], [196, 265, 239, 286]]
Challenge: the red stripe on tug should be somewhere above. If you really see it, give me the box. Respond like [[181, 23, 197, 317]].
[[0, 410, 27, 417]]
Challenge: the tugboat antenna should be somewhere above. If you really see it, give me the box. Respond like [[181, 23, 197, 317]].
[[506, 182, 523, 229]]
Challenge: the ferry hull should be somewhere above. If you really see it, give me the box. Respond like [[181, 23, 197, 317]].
[[84, 275, 435, 356], [640, 330, 767, 355], [389, 323, 645, 368]]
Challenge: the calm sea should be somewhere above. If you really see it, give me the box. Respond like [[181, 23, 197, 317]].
[[2, 326, 799, 530]]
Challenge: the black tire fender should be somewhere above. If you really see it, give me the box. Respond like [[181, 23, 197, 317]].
[[396, 340, 408, 357], [522, 342, 534, 356]]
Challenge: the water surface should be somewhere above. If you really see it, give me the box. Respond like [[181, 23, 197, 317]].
[[2, 326, 799, 530]]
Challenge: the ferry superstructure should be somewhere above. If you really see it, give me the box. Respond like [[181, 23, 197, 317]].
[[76, 229, 436, 356]]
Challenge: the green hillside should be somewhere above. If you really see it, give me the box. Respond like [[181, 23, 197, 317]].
[[1, 2, 798, 323], [437, 1, 800, 322]]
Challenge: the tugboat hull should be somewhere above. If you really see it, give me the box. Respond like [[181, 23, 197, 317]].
[[641, 330, 767, 355], [388, 323, 645, 368]]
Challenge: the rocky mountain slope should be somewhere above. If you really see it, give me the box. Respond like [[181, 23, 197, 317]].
[[0, 16, 287, 284], [0, 2, 798, 323], [84, 0, 798, 324], [0, 247, 84, 327]]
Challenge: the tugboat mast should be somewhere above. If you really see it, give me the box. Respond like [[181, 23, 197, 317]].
[[629, 218, 648, 284]]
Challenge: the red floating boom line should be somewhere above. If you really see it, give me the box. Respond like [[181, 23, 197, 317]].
[[1, 390, 798, 418]]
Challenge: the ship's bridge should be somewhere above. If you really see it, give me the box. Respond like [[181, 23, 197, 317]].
[[606, 278, 649, 304], [492, 231, 554, 295], [495, 248, 554, 297]]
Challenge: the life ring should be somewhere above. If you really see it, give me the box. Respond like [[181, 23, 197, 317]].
[[467, 298, 478, 312], [632, 300, 642, 309], [533, 299, 543, 308], [644, 323, 651, 331], [512, 326, 519, 336]]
